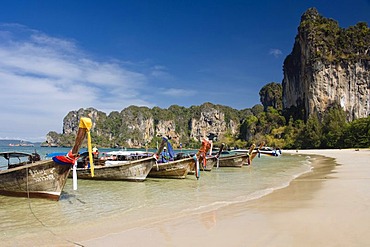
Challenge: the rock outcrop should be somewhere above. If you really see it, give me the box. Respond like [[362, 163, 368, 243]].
[[282, 8, 370, 121], [46, 8, 370, 148], [56, 103, 240, 148]]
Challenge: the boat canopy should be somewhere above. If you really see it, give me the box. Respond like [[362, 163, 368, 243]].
[[0, 151, 34, 160], [0, 151, 41, 170]]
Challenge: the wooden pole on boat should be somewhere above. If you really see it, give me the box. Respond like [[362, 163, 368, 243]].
[[153, 137, 169, 170], [248, 141, 264, 165], [155, 137, 168, 158], [53, 117, 94, 176], [246, 143, 256, 165], [216, 143, 225, 169], [154, 136, 168, 163]]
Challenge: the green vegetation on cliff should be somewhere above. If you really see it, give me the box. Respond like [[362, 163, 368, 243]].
[[300, 7, 370, 62], [45, 8, 370, 150], [46, 89, 370, 149]]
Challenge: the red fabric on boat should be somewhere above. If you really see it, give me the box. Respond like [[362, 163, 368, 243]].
[[52, 151, 77, 165]]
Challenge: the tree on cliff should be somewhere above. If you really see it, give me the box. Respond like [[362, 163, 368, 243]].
[[259, 82, 283, 111]]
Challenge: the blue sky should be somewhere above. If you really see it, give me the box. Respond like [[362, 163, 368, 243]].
[[0, 0, 369, 142]]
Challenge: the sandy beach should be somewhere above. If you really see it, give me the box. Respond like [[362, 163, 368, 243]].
[[77, 149, 370, 247], [4, 149, 369, 246]]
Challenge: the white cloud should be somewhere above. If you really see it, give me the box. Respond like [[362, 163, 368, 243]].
[[0, 24, 155, 141], [269, 48, 283, 58], [160, 88, 197, 97], [149, 65, 174, 81], [0, 24, 207, 141]]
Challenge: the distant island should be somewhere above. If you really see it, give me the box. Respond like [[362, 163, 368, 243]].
[[0, 139, 40, 147]]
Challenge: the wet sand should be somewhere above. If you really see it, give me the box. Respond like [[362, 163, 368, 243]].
[[79, 149, 370, 247], [5, 149, 370, 246]]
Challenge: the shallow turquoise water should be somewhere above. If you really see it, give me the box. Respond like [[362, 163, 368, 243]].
[[0, 145, 312, 242]]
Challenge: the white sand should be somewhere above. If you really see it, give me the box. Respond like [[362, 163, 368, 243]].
[[79, 149, 370, 247], [6, 149, 369, 246]]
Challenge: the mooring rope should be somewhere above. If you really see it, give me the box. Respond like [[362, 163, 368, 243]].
[[25, 167, 84, 247]]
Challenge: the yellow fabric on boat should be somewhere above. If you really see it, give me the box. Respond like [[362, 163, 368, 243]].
[[80, 117, 94, 177], [79, 117, 92, 129], [87, 131, 94, 177]]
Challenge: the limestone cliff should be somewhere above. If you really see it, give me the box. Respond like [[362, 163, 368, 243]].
[[56, 103, 240, 148], [44, 8, 370, 149], [189, 105, 238, 141], [282, 8, 370, 121], [63, 107, 104, 135]]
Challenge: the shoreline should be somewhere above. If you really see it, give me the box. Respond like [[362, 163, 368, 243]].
[[76, 148, 370, 247], [4, 149, 370, 246]]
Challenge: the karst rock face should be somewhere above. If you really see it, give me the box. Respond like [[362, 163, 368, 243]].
[[189, 106, 237, 142], [60, 103, 239, 148], [282, 8, 370, 121], [63, 107, 101, 135], [46, 9, 370, 148]]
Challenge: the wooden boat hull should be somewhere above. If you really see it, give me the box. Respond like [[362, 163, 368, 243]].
[[237, 153, 250, 166], [189, 156, 217, 174], [74, 156, 155, 182], [202, 156, 217, 171], [218, 154, 244, 167], [148, 157, 193, 179], [0, 160, 71, 201]]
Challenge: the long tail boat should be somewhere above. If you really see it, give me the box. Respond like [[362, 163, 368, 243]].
[[148, 157, 194, 179], [216, 152, 244, 167], [188, 154, 217, 174], [148, 137, 214, 179], [74, 156, 156, 181], [72, 148, 156, 182], [0, 117, 92, 201], [232, 142, 265, 165], [257, 147, 282, 157], [189, 139, 217, 174], [148, 137, 193, 179], [217, 143, 258, 167]]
